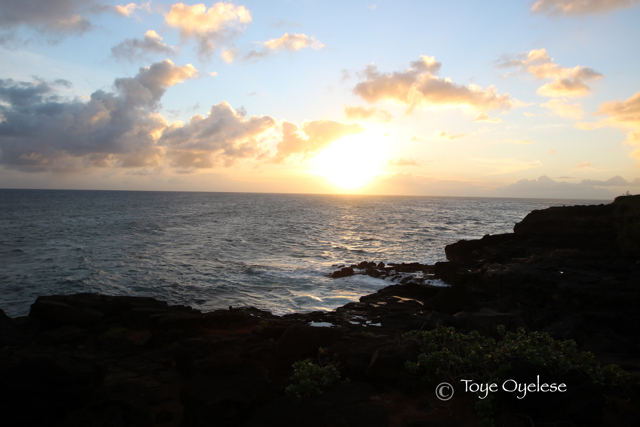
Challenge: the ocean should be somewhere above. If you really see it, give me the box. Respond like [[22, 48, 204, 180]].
[[0, 189, 609, 318]]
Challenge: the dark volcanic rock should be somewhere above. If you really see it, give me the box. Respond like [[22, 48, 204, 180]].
[[277, 324, 343, 359], [331, 266, 355, 278], [2, 196, 640, 426], [436, 195, 640, 363]]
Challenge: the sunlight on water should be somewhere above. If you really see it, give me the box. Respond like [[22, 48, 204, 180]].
[[0, 189, 609, 317]]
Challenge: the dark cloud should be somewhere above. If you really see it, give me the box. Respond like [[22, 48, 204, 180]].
[[111, 30, 178, 62], [0, 78, 58, 107], [0, 0, 106, 37], [159, 102, 276, 168], [0, 60, 197, 172]]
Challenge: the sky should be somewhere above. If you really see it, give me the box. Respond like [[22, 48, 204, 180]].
[[1, 0, 639, 200]]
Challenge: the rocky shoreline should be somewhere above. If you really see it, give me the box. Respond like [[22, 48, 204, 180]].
[[1, 195, 639, 426]]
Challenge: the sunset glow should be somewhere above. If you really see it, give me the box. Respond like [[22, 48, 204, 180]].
[[1, 1, 639, 199], [311, 131, 389, 191]]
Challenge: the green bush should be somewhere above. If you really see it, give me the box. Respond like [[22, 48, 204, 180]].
[[404, 325, 630, 387], [285, 359, 341, 397], [404, 325, 631, 426]]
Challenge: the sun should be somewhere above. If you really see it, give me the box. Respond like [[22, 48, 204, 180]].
[[310, 130, 389, 191]]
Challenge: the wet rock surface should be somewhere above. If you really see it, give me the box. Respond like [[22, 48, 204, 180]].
[[1, 195, 639, 426]]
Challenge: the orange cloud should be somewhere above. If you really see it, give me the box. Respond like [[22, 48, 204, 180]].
[[164, 2, 251, 55], [436, 130, 468, 140], [243, 33, 324, 61], [354, 56, 511, 112], [597, 92, 640, 127], [577, 92, 640, 159], [344, 105, 392, 122], [541, 98, 584, 119], [531, 0, 639, 16], [274, 120, 364, 162], [221, 47, 236, 63], [114, 2, 150, 18], [473, 112, 503, 123], [263, 33, 324, 51], [499, 49, 602, 97], [577, 162, 593, 168]]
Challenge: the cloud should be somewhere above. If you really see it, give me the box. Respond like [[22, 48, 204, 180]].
[[243, 33, 324, 61], [473, 112, 503, 123], [577, 162, 592, 168], [530, 0, 640, 16], [159, 102, 276, 168], [263, 32, 324, 52], [273, 120, 364, 162], [114, 2, 151, 18], [495, 175, 614, 199], [343, 105, 392, 122], [111, 30, 178, 61], [164, 2, 251, 56], [577, 91, 640, 159], [0, 0, 105, 38], [410, 135, 422, 142], [353, 56, 512, 113], [0, 77, 69, 107], [113, 60, 198, 108], [0, 60, 197, 172], [388, 158, 420, 167], [221, 47, 237, 63], [499, 49, 602, 97], [435, 130, 468, 140], [541, 98, 584, 118], [580, 176, 640, 186], [595, 91, 640, 128]]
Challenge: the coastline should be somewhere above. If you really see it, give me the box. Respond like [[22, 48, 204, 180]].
[[1, 195, 639, 426]]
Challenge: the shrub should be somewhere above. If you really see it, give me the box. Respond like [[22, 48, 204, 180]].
[[285, 359, 341, 398], [404, 325, 630, 387], [404, 325, 631, 426]]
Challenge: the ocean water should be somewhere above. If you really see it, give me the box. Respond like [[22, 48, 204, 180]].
[[0, 189, 609, 318]]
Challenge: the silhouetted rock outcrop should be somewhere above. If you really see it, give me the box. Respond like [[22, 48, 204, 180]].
[[1, 195, 639, 426]]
